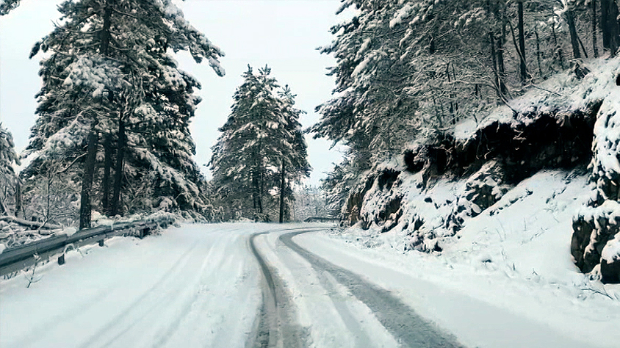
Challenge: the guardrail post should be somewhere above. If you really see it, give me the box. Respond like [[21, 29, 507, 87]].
[[58, 254, 65, 265]]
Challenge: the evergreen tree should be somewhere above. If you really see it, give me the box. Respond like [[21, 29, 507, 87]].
[[210, 66, 310, 222], [315, 0, 619, 222], [0, 123, 20, 216], [276, 86, 311, 222], [0, 0, 20, 15], [21, 0, 224, 226]]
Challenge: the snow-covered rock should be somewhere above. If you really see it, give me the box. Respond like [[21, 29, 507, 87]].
[[571, 87, 620, 282], [446, 161, 510, 232], [572, 201, 620, 274], [601, 233, 620, 283], [341, 58, 620, 285]]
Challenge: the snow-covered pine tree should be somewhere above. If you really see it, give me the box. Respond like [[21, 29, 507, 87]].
[[0, 124, 20, 216], [22, 0, 224, 227], [210, 66, 310, 222], [211, 66, 275, 220], [0, 0, 19, 15], [276, 86, 311, 222], [315, 0, 618, 223]]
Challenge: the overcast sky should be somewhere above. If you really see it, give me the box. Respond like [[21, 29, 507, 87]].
[[0, 0, 347, 186]]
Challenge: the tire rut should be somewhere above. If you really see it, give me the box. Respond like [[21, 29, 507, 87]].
[[280, 231, 464, 348], [80, 243, 200, 348], [248, 232, 309, 348]]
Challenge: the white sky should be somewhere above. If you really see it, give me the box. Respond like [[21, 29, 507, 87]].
[[0, 0, 347, 186]]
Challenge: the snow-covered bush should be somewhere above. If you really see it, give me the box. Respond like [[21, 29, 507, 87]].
[[20, 159, 80, 227]]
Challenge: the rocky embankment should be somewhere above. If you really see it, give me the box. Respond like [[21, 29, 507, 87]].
[[343, 59, 620, 283]]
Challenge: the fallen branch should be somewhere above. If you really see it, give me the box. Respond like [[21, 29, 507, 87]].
[[581, 287, 614, 300], [0, 216, 61, 230]]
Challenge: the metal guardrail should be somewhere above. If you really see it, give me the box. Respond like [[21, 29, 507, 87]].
[[0, 215, 176, 276], [303, 217, 340, 223]]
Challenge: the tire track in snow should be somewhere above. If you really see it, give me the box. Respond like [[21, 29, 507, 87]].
[[312, 269, 375, 348], [80, 242, 201, 348], [269, 233, 383, 348], [248, 232, 309, 348], [280, 230, 464, 348], [150, 232, 230, 348]]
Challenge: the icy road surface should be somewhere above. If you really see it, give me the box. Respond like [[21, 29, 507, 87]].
[[0, 223, 604, 347]]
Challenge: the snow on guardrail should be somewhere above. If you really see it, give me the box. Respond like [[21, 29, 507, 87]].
[[0, 214, 176, 276]]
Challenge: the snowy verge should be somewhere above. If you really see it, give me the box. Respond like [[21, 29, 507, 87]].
[[300, 169, 620, 347]]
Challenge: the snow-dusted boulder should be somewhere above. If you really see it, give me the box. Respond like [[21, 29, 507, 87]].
[[601, 233, 620, 283], [359, 169, 404, 232], [571, 89, 620, 282], [572, 201, 620, 274], [446, 161, 509, 232]]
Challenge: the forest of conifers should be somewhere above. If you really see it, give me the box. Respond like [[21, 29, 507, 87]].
[[1, 0, 619, 227]]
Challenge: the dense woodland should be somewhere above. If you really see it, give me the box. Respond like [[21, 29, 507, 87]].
[[313, 0, 620, 219], [1, 0, 620, 228], [0, 0, 312, 226], [1, 0, 226, 226]]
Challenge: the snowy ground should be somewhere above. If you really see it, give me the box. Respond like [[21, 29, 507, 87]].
[[310, 170, 620, 348], [1, 218, 618, 347]]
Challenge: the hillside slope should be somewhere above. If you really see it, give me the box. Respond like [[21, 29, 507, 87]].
[[339, 57, 620, 290]]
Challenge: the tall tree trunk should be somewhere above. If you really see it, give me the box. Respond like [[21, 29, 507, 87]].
[[578, 34, 589, 58], [593, 0, 600, 57], [602, 0, 611, 48], [79, 126, 98, 230], [609, 0, 620, 56], [452, 64, 459, 115], [551, 22, 565, 69], [498, 19, 507, 95], [252, 167, 259, 213], [535, 25, 543, 77], [279, 160, 286, 224], [79, 0, 112, 228], [15, 180, 22, 218], [518, 1, 528, 83], [446, 63, 455, 117], [100, 0, 112, 56], [487, 0, 502, 99], [110, 118, 125, 216], [566, 8, 582, 59], [102, 134, 113, 215], [258, 163, 263, 215], [0, 195, 7, 216], [489, 32, 502, 98], [252, 170, 257, 211]]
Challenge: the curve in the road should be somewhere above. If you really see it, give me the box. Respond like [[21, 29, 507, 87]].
[[280, 230, 464, 348]]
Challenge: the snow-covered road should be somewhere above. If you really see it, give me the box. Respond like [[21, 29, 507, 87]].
[[0, 223, 614, 347], [249, 229, 460, 348]]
